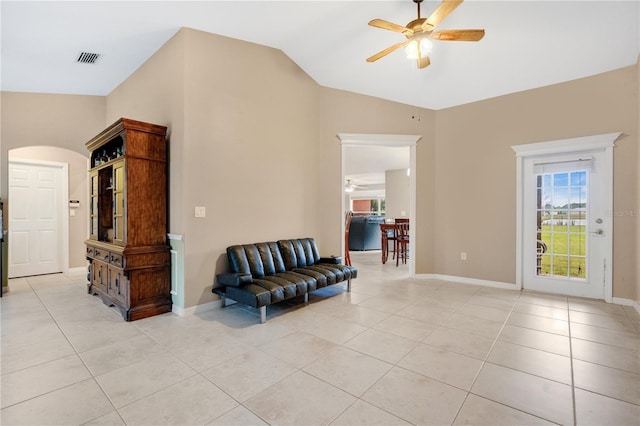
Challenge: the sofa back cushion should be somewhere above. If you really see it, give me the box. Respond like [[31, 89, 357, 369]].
[[278, 238, 320, 270], [227, 242, 287, 278]]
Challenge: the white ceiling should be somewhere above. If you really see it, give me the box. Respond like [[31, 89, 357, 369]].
[[2, 1, 638, 110], [344, 145, 409, 193]]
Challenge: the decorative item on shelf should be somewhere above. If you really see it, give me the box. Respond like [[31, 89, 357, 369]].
[[100, 149, 108, 164]]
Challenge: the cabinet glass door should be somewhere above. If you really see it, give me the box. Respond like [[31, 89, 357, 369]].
[[112, 161, 125, 244], [90, 172, 98, 239]]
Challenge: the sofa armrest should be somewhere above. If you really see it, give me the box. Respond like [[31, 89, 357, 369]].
[[319, 256, 342, 265], [216, 272, 253, 287]]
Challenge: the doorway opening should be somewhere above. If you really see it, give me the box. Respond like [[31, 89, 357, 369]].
[[7, 146, 90, 279], [338, 133, 420, 276]]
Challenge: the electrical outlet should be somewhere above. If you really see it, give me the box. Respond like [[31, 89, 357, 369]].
[[460, 252, 467, 260], [194, 206, 206, 218]]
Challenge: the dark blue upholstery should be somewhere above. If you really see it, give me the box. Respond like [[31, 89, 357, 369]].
[[348, 215, 385, 251]]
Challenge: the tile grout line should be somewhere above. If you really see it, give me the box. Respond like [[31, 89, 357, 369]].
[[12, 277, 128, 426], [567, 301, 577, 426], [450, 290, 521, 424]]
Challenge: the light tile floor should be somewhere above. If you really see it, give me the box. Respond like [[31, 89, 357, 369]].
[[1, 251, 639, 425]]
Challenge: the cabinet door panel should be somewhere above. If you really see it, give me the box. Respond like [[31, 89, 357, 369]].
[[92, 261, 108, 293], [112, 162, 125, 245], [90, 172, 99, 239], [108, 266, 128, 305]]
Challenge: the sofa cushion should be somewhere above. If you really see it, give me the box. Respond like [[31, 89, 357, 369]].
[[227, 244, 265, 277], [278, 238, 323, 269], [217, 272, 253, 287], [292, 267, 328, 289], [225, 283, 271, 308]]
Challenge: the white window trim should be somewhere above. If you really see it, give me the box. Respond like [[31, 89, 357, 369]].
[[511, 132, 621, 302]]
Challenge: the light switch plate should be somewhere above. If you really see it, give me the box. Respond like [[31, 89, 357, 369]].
[[194, 206, 206, 218]]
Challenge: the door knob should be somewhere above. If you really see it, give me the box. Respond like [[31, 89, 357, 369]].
[[591, 229, 604, 235]]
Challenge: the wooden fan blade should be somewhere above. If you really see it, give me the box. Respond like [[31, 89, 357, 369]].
[[422, 0, 463, 32], [369, 19, 412, 35], [366, 41, 409, 63], [430, 29, 485, 41], [418, 53, 431, 69]]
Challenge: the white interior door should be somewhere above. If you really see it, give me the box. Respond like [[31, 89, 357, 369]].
[[8, 161, 63, 278], [522, 149, 609, 299]]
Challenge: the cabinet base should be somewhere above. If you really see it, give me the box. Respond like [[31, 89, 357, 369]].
[[88, 283, 172, 321]]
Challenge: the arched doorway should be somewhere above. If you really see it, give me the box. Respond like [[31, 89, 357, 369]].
[[7, 146, 89, 279]]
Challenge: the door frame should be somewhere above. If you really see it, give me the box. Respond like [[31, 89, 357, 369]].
[[338, 133, 420, 276], [8, 159, 69, 277], [512, 132, 620, 302]]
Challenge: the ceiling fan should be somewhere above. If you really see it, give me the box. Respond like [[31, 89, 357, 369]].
[[366, 0, 485, 69], [344, 179, 364, 193]]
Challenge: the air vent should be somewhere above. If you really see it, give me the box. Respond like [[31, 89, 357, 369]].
[[76, 52, 101, 64]]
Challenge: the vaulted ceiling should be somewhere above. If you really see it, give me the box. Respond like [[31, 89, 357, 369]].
[[2, 1, 638, 110]]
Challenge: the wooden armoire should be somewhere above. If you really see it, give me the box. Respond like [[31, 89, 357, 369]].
[[85, 118, 171, 321]]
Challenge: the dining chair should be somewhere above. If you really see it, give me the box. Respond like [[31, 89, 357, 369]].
[[379, 223, 396, 264], [345, 211, 353, 266], [396, 222, 410, 266]]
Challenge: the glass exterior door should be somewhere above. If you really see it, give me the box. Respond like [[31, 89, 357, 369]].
[[535, 171, 587, 280], [523, 151, 607, 299]]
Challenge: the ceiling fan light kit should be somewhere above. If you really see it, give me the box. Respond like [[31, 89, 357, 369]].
[[367, 0, 485, 69], [345, 180, 355, 193], [405, 37, 432, 60]]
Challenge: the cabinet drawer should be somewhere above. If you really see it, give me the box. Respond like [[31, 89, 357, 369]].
[[94, 248, 110, 262], [109, 253, 124, 268], [86, 246, 95, 258]]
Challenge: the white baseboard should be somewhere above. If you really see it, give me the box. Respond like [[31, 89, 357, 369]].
[[611, 297, 634, 307], [414, 273, 517, 290], [172, 299, 221, 317], [613, 297, 640, 314], [65, 267, 87, 274], [416, 274, 639, 311]]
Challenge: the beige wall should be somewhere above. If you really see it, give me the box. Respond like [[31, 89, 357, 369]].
[[317, 88, 437, 274], [180, 29, 321, 307], [0, 92, 105, 277], [385, 168, 410, 219], [1, 92, 105, 199], [2, 28, 637, 305], [106, 29, 186, 236], [435, 65, 638, 299], [108, 28, 322, 307], [9, 146, 89, 269]]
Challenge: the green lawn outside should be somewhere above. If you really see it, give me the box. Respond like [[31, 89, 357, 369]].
[[539, 225, 586, 278]]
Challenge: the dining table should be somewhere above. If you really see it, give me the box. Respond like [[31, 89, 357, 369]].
[[380, 222, 410, 265]]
